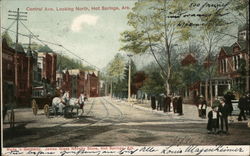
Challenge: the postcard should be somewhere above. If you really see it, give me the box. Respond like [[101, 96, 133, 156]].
[[1, 0, 250, 155]]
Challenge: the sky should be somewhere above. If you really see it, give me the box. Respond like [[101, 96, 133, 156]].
[[1, 0, 137, 70], [1, 0, 244, 71]]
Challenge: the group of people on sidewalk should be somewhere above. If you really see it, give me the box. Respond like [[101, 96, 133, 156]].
[[195, 91, 250, 135], [151, 94, 183, 115], [207, 97, 231, 135]]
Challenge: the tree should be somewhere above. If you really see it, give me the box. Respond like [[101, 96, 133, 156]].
[[38, 45, 53, 52], [197, 3, 233, 104], [2, 31, 13, 47], [120, 0, 193, 94], [57, 54, 94, 71], [141, 62, 165, 95], [106, 53, 126, 97], [112, 60, 137, 98], [30, 42, 43, 51]]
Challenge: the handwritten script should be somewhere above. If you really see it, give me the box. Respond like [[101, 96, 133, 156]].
[[2, 145, 249, 155]]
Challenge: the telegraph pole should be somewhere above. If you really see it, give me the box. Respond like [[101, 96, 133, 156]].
[[127, 54, 133, 101], [8, 8, 27, 97]]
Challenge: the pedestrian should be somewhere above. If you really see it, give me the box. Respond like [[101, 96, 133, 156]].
[[162, 94, 167, 112], [157, 94, 163, 111], [177, 96, 183, 115], [207, 104, 220, 134], [78, 92, 85, 116], [166, 94, 171, 112], [224, 91, 235, 116], [173, 96, 178, 113], [201, 96, 207, 118], [246, 92, 250, 115], [238, 94, 247, 121], [218, 97, 230, 134], [197, 96, 203, 117], [151, 95, 156, 110]]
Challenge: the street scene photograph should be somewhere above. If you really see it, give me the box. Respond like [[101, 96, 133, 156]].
[[1, 0, 250, 155]]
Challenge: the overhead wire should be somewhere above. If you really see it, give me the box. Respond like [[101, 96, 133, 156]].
[[19, 21, 99, 70], [2, 22, 100, 71], [2, 20, 16, 32]]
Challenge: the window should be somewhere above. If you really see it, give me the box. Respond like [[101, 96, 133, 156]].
[[225, 58, 228, 73], [220, 60, 224, 73]]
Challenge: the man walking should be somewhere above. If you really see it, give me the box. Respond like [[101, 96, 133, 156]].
[[151, 95, 156, 110], [166, 94, 171, 112], [238, 94, 247, 121], [173, 96, 178, 113], [79, 92, 85, 116], [177, 96, 183, 115], [218, 98, 229, 134], [201, 96, 207, 118]]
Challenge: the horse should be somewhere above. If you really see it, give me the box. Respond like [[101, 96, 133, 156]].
[[68, 98, 83, 116], [52, 91, 69, 115]]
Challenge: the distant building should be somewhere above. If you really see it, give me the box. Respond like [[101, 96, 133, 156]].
[[56, 69, 100, 98], [37, 53, 57, 86], [87, 71, 100, 97], [37, 45, 57, 95]]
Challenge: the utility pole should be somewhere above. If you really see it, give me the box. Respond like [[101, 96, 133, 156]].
[[127, 54, 133, 102], [8, 8, 27, 100]]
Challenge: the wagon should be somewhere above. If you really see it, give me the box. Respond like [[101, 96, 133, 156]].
[[31, 87, 55, 117], [31, 96, 53, 117]]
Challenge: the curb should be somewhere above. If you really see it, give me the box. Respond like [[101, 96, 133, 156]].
[[110, 98, 177, 116]]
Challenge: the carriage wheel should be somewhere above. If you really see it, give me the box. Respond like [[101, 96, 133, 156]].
[[10, 109, 15, 128], [32, 99, 38, 116], [44, 104, 50, 117]]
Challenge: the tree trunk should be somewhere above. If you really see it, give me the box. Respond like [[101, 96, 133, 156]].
[[209, 80, 213, 106], [110, 80, 113, 98]]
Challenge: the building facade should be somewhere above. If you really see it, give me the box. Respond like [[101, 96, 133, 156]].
[[56, 69, 100, 98], [2, 39, 34, 106]]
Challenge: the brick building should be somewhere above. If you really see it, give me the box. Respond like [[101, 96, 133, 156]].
[[2, 39, 33, 106], [56, 69, 100, 98], [37, 45, 57, 95], [88, 71, 100, 97], [2, 39, 15, 107], [181, 54, 197, 66], [37, 53, 57, 86], [199, 25, 248, 102]]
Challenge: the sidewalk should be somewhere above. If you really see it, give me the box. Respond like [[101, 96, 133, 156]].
[[110, 97, 250, 126], [110, 97, 204, 121]]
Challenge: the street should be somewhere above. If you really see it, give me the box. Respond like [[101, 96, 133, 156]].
[[3, 97, 250, 147]]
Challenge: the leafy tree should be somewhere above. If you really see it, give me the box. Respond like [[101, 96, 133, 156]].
[[57, 54, 94, 71], [2, 31, 13, 47], [107, 53, 126, 81], [106, 53, 126, 96], [38, 45, 53, 52], [30, 42, 43, 51], [196, 3, 232, 104], [112, 60, 137, 97], [141, 62, 165, 95], [120, 0, 194, 94]]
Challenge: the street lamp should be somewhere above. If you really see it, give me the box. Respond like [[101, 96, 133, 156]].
[[127, 54, 133, 102]]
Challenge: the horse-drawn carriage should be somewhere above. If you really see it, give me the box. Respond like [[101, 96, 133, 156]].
[[31, 88, 84, 118]]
